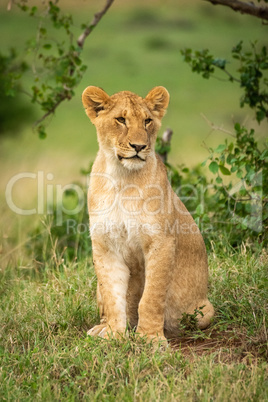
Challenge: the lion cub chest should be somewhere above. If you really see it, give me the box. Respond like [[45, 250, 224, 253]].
[[89, 166, 154, 269], [90, 199, 145, 269]]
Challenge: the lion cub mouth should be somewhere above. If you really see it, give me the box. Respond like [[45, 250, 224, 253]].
[[117, 154, 145, 162]]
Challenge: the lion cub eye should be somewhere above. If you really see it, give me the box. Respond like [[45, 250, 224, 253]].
[[116, 117, 126, 125], [145, 118, 152, 126]]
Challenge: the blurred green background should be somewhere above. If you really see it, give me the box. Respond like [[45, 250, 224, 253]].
[[0, 0, 267, 227]]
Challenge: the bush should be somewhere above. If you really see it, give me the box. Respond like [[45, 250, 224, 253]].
[[174, 40, 268, 247]]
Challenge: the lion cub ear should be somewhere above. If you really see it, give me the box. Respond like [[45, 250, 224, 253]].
[[82, 86, 110, 122], [145, 86, 170, 119]]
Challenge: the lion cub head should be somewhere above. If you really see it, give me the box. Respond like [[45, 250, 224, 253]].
[[82, 86, 169, 171]]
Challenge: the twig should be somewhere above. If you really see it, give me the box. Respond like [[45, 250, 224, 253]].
[[224, 184, 253, 202], [201, 113, 236, 137], [33, 96, 65, 128], [77, 0, 115, 48], [203, 0, 268, 21], [7, 0, 13, 11], [158, 128, 173, 163], [221, 68, 241, 84], [162, 127, 173, 144]]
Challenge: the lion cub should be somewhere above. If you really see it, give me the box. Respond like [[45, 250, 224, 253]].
[[82, 86, 214, 345]]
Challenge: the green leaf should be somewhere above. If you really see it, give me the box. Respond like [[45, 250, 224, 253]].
[[226, 154, 235, 165], [256, 109, 266, 122], [209, 161, 219, 174], [201, 158, 208, 167], [30, 6, 38, 16], [232, 41, 243, 54], [203, 214, 210, 223], [236, 169, 244, 179], [213, 58, 226, 69], [216, 176, 223, 183], [40, 27, 47, 36], [234, 122, 241, 132], [219, 165, 231, 175], [228, 142, 234, 152], [43, 44, 52, 50], [194, 217, 200, 226], [260, 150, 268, 161], [196, 204, 204, 216], [5, 88, 16, 97], [215, 144, 227, 153], [38, 125, 47, 139], [182, 167, 189, 173], [231, 165, 238, 173], [74, 56, 82, 66]]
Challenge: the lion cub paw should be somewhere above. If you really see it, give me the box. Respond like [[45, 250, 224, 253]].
[[87, 324, 107, 338], [87, 324, 127, 340]]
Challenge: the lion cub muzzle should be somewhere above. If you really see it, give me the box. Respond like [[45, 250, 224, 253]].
[[117, 142, 147, 163]]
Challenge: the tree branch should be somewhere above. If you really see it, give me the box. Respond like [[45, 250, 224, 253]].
[[32, 0, 115, 134], [77, 0, 115, 48], [203, 0, 268, 21], [7, 0, 13, 11], [200, 113, 236, 137], [158, 128, 173, 163], [33, 96, 65, 129]]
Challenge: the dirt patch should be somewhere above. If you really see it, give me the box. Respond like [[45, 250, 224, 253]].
[[170, 328, 267, 363]]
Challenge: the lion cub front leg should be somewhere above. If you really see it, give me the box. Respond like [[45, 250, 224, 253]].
[[136, 239, 174, 346], [88, 243, 130, 339]]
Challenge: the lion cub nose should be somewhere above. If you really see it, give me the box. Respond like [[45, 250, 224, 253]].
[[129, 143, 146, 153]]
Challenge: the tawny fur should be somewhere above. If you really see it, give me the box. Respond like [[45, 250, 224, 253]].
[[82, 86, 214, 344]]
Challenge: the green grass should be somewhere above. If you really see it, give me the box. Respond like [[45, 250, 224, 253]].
[[0, 242, 267, 400]]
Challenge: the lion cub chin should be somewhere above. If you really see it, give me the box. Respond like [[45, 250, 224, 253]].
[[82, 86, 214, 346]]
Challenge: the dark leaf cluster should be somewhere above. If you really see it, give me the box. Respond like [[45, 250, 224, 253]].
[[181, 41, 268, 123], [4, 1, 88, 138], [0, 49, 33, 135]]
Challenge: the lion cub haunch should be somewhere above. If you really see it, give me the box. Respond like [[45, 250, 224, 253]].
[[82, 86, 214, 344]]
